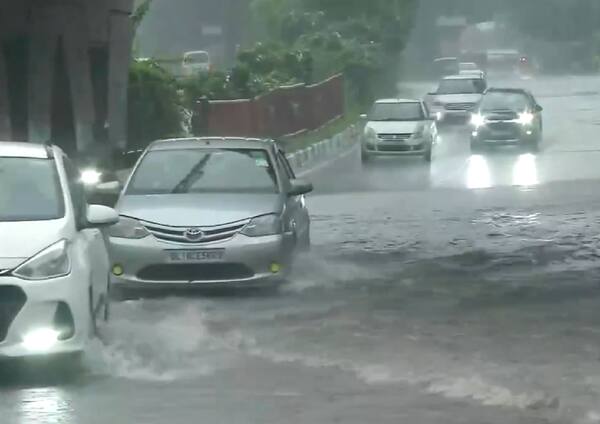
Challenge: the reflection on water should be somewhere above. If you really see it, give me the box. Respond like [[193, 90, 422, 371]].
[[18, 387, 74, 424], [466, 155, 492, 189], [465, 153, 539, 190], [512, 153, 539, 187]]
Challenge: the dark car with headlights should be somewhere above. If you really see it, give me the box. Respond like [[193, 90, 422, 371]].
[[95, 138, 313, 295], [470, 88, 543, 153]]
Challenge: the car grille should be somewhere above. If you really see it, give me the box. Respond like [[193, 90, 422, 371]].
[[142, 219, 250, 244], [137, 263, 255, 282], [445, 102, 475, 111], [483, 122, 521, 139], [377, 133, 412, 141], [0, 286, 26, 343], [378, 143, 424, 152]]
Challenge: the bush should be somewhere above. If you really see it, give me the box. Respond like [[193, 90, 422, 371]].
[[128, 60, 183, 149]]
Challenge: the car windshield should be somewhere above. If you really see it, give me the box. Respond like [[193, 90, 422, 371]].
[[184, 52, 209, 64], [126, 148, 278, 195], [480, 92, 530, 112], [369, 103, 424, 121], [437, 78, 486, 94], [460, 63, 477, 71], [0, 157, 64, 222]]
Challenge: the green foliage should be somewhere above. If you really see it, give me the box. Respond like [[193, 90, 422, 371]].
[[128, 60, 182, 148]]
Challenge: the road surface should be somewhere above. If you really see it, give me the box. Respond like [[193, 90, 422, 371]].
[[3, 75, 600, 424]]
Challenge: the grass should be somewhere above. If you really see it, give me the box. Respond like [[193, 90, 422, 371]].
[[281, 103, 362, 153]]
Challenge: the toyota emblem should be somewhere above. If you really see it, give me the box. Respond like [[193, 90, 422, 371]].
[[184, 228, 205, 242]]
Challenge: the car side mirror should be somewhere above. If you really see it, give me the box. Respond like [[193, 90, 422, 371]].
[[87, 205, 119, 227], [288, 179, 313, 196], [535, 104, 543, 112], [94, 181, 121, 195]]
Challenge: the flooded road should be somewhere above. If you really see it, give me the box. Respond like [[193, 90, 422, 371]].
[[3, 75, 600, 424]]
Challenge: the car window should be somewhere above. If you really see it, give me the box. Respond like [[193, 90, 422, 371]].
[[437, 78, 486, 94], [480, 92, 530, 112], [62, 157, 88, 229], [127, 148, 279, 195], [369, 102, 424, 121], [0, 157, 65, 222]]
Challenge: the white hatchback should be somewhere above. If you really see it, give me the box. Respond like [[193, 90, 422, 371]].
[[0, 142, 118, 359]]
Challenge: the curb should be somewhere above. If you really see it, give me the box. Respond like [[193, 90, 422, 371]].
[[286, 125, 359, 175]]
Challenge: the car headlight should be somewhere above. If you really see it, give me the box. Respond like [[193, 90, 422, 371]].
[[80, 168, 102, 186], [108, 216, 150, 239], [364, 128, 378, 143], [471, 113, 486, 128], [13, 240, 71, 280], [241, 214, 283, 237], [517, 112, 534, 126]]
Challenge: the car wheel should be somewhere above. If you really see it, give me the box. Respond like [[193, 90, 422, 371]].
[[423, 149, 432, 162], [89, 287, 98, 338], [470, 140, 483, 154], [299, 228, 311, 252], [103, 278, 111, 322], [361, 150, 371, 166]]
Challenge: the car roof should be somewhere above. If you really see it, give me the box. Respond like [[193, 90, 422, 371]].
[[0, 142, 53, 159], [375, 98, 421, 104], [442, 74, 484, 80], [148, 137, 277, 152]]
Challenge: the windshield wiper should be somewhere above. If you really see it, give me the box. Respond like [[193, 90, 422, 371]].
[[171, 154, 212, 193]]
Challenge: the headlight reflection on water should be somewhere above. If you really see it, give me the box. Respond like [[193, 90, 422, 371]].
[[512, 153, 539, 187], [466, 154, 492, 189], [19, 388, 74, 423]]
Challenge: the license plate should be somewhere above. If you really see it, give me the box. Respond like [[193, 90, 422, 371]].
[[166, 249, 225, 263]]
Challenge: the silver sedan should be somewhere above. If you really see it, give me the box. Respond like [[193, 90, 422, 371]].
[[98, 138, 313, 295]]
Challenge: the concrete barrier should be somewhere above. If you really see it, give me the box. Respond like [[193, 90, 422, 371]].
[[286, 125, 359, 175]]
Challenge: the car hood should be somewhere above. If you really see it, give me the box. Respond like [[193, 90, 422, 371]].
[[433, 93, 482, 104], [117, 193, 285, 227], [0, 220, 68, 269], [365, 120, 423, 134]]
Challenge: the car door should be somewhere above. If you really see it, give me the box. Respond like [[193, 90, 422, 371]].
[[63, 157, 109, 312], [276, 149, 310, 244]]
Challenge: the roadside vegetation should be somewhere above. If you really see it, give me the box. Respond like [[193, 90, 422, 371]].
[[127, 0, 418, 148]]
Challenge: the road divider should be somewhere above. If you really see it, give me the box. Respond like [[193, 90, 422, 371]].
[[286, 125, 360, 175]]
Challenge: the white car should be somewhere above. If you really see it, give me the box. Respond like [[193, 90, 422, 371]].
[[0, 142, 118, 359], [428, 75, 487, 124], [182, 50, 212, 76], [361, 99, 436, 163]]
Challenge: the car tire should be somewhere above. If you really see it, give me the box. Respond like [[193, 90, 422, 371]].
[[424, 149, 432, 162], [361, 150, 371, 166], [470, 140, 483, 154], [299, 228, 311, 252]]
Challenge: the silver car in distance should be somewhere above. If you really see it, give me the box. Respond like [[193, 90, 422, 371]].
[[102, 138, 313, 294]]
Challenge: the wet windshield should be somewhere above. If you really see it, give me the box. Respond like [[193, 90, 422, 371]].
[[0, 158, 64, 222], [480, 92, 530, 112], [437, 78, 486, 94], [369, 103, 424, 121], [126, 149, 278, 195]]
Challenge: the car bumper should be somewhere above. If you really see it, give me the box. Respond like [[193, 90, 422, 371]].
[[437, 110, 471, 123], [363, 138, 428, 156], [472, 126, 536, 145], [108, 233, 295, 289], [0, 273, 90, 359]]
